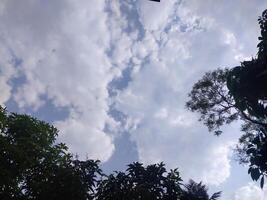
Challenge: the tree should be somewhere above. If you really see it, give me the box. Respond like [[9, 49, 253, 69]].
[[226, 10, 267, 126], [0, 106, 101, 200], [181, 180, 221, 200], [1, 106, 222, 199], [96, 162, 221, 200], [186, 68, 237, 136], [96, 162, 183, 200], [186, 9, 267, 187]]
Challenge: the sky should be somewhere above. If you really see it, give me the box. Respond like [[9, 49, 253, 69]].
[[1, 0, 267, 199]]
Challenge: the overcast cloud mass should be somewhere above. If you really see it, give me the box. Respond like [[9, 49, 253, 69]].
[[1, 0, 267, 199]]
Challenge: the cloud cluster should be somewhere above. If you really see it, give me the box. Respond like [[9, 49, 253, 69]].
[[115, 58, 236, 185], [234, 183, 267, 200], [1, 1, 267, 194], [0, 45, 18, 105], [0, 0, 120, 161], [114, 0, 267, 186]]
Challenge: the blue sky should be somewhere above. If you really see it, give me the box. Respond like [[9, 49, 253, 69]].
[[1, 0, 267, 199]]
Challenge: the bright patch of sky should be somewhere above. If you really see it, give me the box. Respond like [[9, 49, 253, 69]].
[[1, 0, 267, 198]]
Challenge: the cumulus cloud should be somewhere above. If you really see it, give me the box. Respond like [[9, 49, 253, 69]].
[[115, 58, 237, 185], [0, 44, 18, 105], [55, 114, 114, 161], [234, 183, 267, 200], [0, 0, 124, 161], [1, 0, 267, 193], [138, 0, 178, 31], [114, 0, 267, 186]]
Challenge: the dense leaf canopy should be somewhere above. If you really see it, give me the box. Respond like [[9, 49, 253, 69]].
[[96, 162, 182, 200], [0, 106, 101, 200]]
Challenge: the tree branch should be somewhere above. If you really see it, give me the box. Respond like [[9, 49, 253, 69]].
[[240, 111, 267, 128]]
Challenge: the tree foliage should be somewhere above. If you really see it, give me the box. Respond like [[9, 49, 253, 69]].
[[0, 106, 101, 200], [96, 162, 182, 200], [186, 68, 237, 136], [186, 9, 267, 187], [181, 180, 221, 200], [0, 106, 221, 199], [96, 162, 220, 200]]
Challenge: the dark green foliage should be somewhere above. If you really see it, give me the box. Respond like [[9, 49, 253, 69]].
[[0, 106, 101, 200], [96, 162, 183, 200], [181, 180, 221, 200], [258, 9, 267, 61], [96, 163, 221, 200], [227, 60, 267, 122], [242, 126, 267, 188], [227, 9, 267, 123], [186, 9, 267, 188], [26, 159, 101, 200]]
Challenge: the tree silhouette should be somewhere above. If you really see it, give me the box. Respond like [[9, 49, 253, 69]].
[[186, 68, 236, 136], [186, 9, 267, 187], [96, 162, 182, 200], [181, 180, 221, 200], [0, 106, 101, 200]]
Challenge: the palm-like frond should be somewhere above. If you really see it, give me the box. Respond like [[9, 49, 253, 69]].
[[209, 191, 222, 200], [181, 180, 221, 200]]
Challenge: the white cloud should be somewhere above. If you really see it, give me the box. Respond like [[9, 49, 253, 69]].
[[55, 113, 114, 161], [115, 59, 237, 185], [114, 0, 267, 186], [1, 0, 267, 195], [0, 77, 11, 105], [138, 0, 177, 31], [0, 44, 18, 105], [0, 0, 124, 162], [180, 0, 267, 60], [234, 183, 267, 200]]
